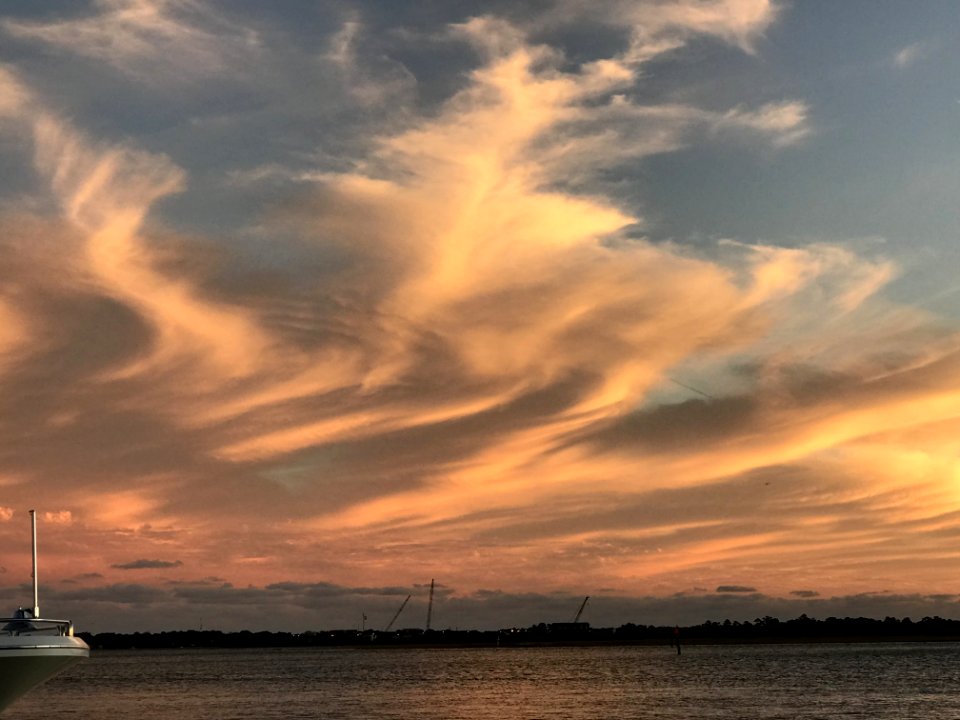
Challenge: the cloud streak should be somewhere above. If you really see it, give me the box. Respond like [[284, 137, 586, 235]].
[[2, 0, 261, 84], [112, 559, 184, 570]]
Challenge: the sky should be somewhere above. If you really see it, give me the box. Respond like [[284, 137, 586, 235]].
[[2, 0, 960, 634]]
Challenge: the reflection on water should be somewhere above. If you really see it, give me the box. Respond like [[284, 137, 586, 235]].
[[10, 643, 960, 719]]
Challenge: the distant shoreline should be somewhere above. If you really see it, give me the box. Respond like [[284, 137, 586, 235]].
[[80, 614, 960, 650]]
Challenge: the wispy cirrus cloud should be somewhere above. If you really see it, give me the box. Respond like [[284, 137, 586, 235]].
[[537, 0, 779, 59], [892, 41, 926, 69], [720, 101, 811, 146], [0, 66, 31, 116], [2, 0, 261, 84], [43, 510, 73, 524]]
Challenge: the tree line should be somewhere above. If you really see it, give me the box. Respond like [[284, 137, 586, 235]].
[[80, 614, 960, 649]]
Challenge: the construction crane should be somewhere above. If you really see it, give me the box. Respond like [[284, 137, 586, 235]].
[[385, 595, 411, 632], [573, 596, 590, 623], [426, 579, 435, 631]]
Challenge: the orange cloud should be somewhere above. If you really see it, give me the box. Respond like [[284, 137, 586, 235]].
[[43, 510, 73, 524]]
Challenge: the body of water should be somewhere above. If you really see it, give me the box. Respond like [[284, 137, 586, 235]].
[[9, 642, 960, 719]]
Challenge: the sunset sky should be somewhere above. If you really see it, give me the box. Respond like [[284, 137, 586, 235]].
[[2, 1, 960, 633]]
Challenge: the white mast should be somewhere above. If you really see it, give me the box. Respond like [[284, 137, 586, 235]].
[[30, 509, 39, 618]]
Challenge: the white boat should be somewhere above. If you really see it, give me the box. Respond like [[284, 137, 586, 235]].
[[0, 511, 89, 713]]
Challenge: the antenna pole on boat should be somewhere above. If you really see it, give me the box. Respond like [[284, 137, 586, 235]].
[[30, 509, 39, 618]]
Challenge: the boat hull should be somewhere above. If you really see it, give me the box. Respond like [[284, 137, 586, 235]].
[[0, 639, 89, 712]]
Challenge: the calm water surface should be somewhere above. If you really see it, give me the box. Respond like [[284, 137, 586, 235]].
[[10, 643, 960, 719]]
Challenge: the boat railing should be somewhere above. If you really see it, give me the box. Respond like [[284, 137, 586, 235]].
[[0, 617, 77, 637]]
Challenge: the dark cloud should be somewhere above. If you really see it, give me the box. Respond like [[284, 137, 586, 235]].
[[112, 559, 184, 570], [51, 583, 170, 605], [75, 573, 104, 579], [135, 525, 184, 541], [10, 577, 960, 634], [790, 590, 820, 598], [716, 585, 757, 594], [572, 345, 960, 460], [469, 464, 861, 546], [266, 581, 414, 597], [165, 577, 227, 587], [574, 395, 759, 456], [255, 371, 598, 512], [169, 581, 424, 612]]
